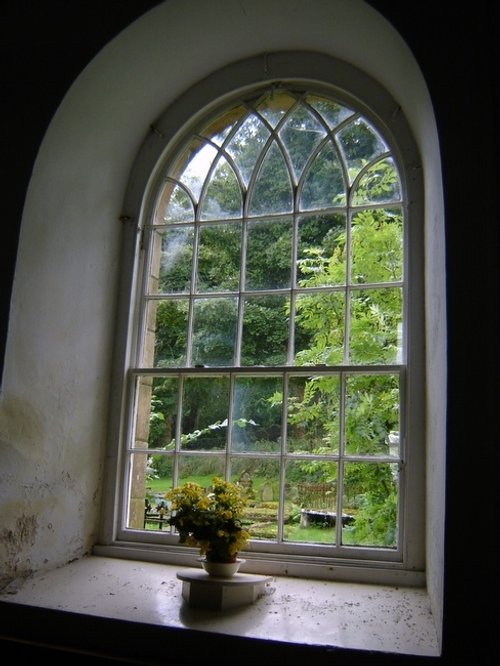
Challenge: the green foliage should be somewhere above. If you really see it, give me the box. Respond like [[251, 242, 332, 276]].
[[154, 301, 188, 367], [349, 469, 398, 546]]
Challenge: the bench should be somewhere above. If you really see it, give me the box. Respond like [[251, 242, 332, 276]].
[[296, 482, 354, 528], [144, 498, 169, 529], [144, 512, 169, 529], [299, 509, 355, 528]]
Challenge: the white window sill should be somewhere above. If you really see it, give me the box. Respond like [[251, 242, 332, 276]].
[[0, 555, 440, 659]]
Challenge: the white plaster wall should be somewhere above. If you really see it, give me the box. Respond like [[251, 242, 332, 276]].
[[0, 0, 445, 638]]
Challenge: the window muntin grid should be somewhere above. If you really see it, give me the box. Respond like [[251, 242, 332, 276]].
[[125, 88, 405, 559]]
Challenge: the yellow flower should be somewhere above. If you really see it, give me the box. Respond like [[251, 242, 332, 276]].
[[165, 477, 250, 557]]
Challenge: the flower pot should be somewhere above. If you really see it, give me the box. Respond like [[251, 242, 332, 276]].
[[199, 558, 245, 578]]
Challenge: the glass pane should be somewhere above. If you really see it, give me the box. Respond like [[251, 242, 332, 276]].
[[132, 375, 179, 450], [279, 104, 326, 180], [230, 457, 280, 541], [181, 376, 230, 450], [248, 142, 293, 216], [351, 208, 403, 284], [257, 90, 296, 127], [297, 214, 346, 286], [149, 227, 193, 294], [287, 375, 340, 454], [197, 223, 241, 292], [337, 119, 388, 184], [225, 113, 271, 187], [127, 452, 173, 531], [155, 182, 194, 224], [352, 158, 401, 206], [178, 454, 225, 483], [284, 459, 337, 544], [200, 156, 243, 220], [300, 141, 346, 209], [232, 376, 282, 453], [191, 297, 237, 366], [294, 291, 345, 365], [245, 218, 292, 290], [145, 299, 189, 368], [177, 139, 218, 201], [241, 295, 289, 366], [344, 373, 400, 456], [388, 430, 400, 458], [147, 454, 173, 511], [342, 462, 398, 548], [306, 94, 354, 129], [200, 104, 247, 146], [349, 287, 402, 364]]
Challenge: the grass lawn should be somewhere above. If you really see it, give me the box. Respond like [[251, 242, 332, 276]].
[[145, 475, 349, 544]]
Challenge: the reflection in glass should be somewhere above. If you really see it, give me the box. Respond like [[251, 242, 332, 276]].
[[300, 142, 346, 209], [197, 223, 241, 292], [342, 462, 398, 548], [181, 376, 230, 450], [245, 218, 292, 290], [287, 375, 339, 454], [241, 295, 289, 366], [279, 105, 326, 180], [349, 287, 402, 364], [226, 114, 270, 187], [248, 142, 293, 216], [306, 94, 353, 129], [232, 376, 282, 452], [200, 104, 246, 146], [178, 140, 218, 201], [337, 119, 387, 183], [200, 157, 242, 220], [344, 373, 399, 456], [191, 298, 237, 366], [284, 459, 337, 544], [150, 227, 193, 294], [155, 182, 194, 224], [257, 90, 296, 127]]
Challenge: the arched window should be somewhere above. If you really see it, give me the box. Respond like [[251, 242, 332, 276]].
[[114, 56, 424, 583]]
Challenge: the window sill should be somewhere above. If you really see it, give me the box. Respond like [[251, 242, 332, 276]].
[[0, 555, 440, 660]]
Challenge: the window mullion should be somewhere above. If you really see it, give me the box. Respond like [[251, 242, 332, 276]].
[[185, 213, 201, 367], [226, 373, 236, 480], [277, 372, 289, 542], [336, 371, 346, 545], [235, 212, 248, 366], [343, 207, 353, 364]]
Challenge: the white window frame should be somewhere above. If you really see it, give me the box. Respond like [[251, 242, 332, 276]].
[[99, 52, 425, 587]]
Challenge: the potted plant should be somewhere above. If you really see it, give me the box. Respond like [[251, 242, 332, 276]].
[[166, 476, 251, 576]]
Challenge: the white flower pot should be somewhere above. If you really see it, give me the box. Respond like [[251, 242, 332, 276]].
[[199, 558, 245, 578]]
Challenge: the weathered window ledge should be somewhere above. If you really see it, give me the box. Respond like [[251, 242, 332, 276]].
[[0, 555, 440, 661]]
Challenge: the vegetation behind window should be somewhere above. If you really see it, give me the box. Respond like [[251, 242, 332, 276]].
[[125, 88, 406, 559]]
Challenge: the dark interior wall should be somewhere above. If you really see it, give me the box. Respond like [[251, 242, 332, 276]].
[[1, 1, 497, 663], [0, 0, 161, 383]]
